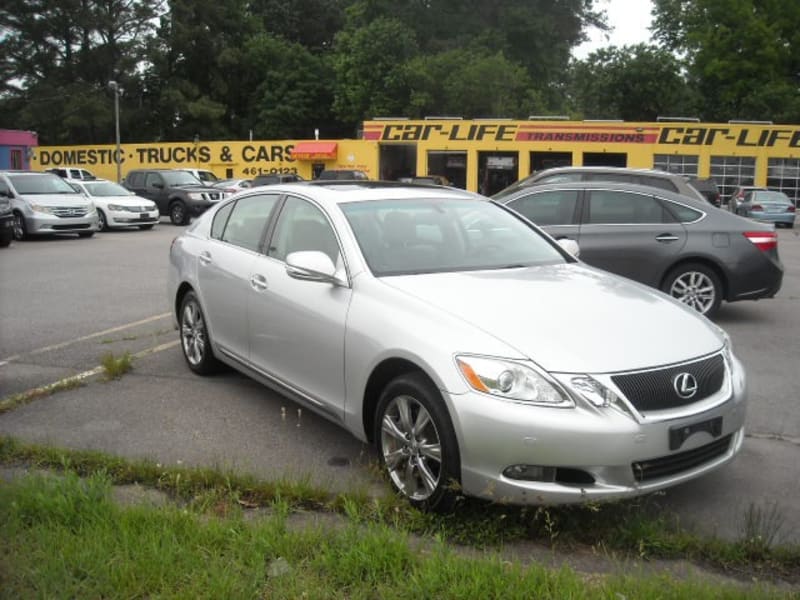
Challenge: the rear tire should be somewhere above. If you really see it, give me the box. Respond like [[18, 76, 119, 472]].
[[0, 227, 11, 247], [661, 263, 722, 318], [375, 372, 461, 511], [179, 291, 223, 374]]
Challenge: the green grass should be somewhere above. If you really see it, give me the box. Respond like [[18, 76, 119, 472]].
[[0, 436, 798, 587], [100, 351, 133, 380], [0, 471, 788, 599]]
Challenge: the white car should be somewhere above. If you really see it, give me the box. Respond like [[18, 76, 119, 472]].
[[180, 169, 220, 184], [168, 181, 747, 510], [70, 179, 159, 231]]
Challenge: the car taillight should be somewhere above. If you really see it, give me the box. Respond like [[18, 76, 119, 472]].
[[787, 205, 796, 213], [751, 204, 763, 211], [743, 231, 777, 252]]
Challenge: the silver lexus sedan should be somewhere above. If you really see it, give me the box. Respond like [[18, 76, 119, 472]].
[[168, 181, 747, 510]]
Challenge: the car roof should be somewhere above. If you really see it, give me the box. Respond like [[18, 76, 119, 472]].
[[496, 180, 710, 209], [242, 180, 480, 205], [535, 166, 687, 178]]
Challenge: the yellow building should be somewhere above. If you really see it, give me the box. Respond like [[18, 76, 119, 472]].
[[32, 118, 800, 201]]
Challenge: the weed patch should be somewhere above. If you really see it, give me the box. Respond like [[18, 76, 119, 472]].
[[100, 351, 133, 380], [0, 377, 85, 415]]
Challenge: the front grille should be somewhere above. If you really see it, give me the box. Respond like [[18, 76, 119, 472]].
[[611, 354, 725, 412], [632, 434, 732, 482], [199, 192, 221, 201], [51, 206, 89, 218]]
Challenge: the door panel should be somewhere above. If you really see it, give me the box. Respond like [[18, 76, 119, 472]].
[[577, 190, 687, 286], [248, 196, 351, 414]]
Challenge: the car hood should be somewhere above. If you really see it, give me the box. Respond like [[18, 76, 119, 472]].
[[381, 263, 723, 373], [19, 193, 91, 207], [174, 184, 223, 193]]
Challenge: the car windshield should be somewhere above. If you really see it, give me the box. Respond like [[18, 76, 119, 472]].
[[8, 174, 79, 194], [83, 181, 133, 197], [163, 172, 203, 186], [340, 198, 566, 276]]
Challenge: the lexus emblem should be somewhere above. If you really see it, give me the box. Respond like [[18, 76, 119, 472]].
[[673, 372, 698, 399]]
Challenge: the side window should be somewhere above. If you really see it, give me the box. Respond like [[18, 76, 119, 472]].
[[220, 194, 280, 251], [127, 172, 144, 187], [664, 201, 703, 223], [507, 190, 579, 225], [211, 201, 235, 240], [144, 172, 163, 190], [586, 191, 674, 224], [268, 196, 340, 264]]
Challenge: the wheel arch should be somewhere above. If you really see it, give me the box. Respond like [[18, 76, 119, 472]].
[[174, 282, 195, 321], [660, 256, 729, 301], [361, 357, 441, 444]]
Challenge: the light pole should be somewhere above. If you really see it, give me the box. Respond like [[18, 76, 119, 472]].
[[108, 80, 122, 183]]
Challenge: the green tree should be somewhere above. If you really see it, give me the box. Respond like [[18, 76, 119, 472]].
[[652, 0, 800, 122], [569, 44, 699, 121], [403, 49, 544, 118], [331, 17, 418, 124]]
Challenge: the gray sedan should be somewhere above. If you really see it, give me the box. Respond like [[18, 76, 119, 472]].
[[496, 181, 783, 318], [168, 182, 746, 510]]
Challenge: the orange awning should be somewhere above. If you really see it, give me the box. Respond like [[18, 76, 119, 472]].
[[291, 141, 338, 160]]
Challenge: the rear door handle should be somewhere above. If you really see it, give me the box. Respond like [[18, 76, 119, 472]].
[[655, 234, 680, 243], [250, 274, 268, 291], [198, 251, 212, 265]]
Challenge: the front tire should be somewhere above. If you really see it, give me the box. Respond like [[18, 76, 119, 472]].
[[170, 201, 189, 226], [179, 291, 222, 374], [97, 209, 108, 231], [661, 262, 722, 318], [375, 372, 460, 511], [12, 212, 27, 241], [0, 227, 12, 247]]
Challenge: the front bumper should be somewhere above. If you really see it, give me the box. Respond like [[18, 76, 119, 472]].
[[449, 355, 747, 505], [106, 209, 160, 227], [26, 212, 99, 235]]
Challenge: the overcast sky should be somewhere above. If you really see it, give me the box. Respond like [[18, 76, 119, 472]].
[[573, 0, 655, 60]]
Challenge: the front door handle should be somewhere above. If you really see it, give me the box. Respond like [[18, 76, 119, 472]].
[[655, 234, 680, 243], [198, 251, 212, 265], [250, 274, 268, 291]]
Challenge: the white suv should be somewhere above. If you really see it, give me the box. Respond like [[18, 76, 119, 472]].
[[0, 171, 99, 240], [46, 167, 97, 181]]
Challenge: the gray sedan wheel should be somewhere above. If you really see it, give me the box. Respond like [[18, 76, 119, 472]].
[[375, 373, 460, 511], [662, 263, 722, 318], [179, 291, 222, 374]]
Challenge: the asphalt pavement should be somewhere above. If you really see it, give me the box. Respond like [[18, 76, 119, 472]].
[[0, 221, 798, 545]]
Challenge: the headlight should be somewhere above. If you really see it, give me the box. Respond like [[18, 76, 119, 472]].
[[189, 192, 205, 200], [108, 204, 126, 211], [455, 355, 573, 407], [29, 203, 54, 214], [147, 203, 157, 211]]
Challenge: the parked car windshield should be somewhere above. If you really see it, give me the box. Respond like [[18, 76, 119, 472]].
[[8, 173, 79, 194], [81, 181, 135, 197], [340, 198, 566, 276], [162, 171, 204, 186]]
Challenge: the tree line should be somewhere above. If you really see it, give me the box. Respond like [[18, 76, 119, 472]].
[[1, 0, 797, 145]]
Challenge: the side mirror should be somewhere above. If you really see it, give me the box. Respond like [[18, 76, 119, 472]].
[[557, 238, 580, 258], [286, 251, 340, 284]]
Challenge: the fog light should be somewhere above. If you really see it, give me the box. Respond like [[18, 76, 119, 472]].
[[502, 464, 556, 482]]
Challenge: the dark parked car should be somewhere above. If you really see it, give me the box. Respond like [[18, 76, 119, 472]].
[[687, 177, 722, 207], [496, 181, 783, 317], [728, 185, 767, 214], [122, 169, 227, 225], [493, 166, 708, 203]]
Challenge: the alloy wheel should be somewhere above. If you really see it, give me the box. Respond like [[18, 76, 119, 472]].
[[181, 299, 206, 366], [669, 270, 716, 314], [12, 213, 26, 240], [380, 394, 442, 501]]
